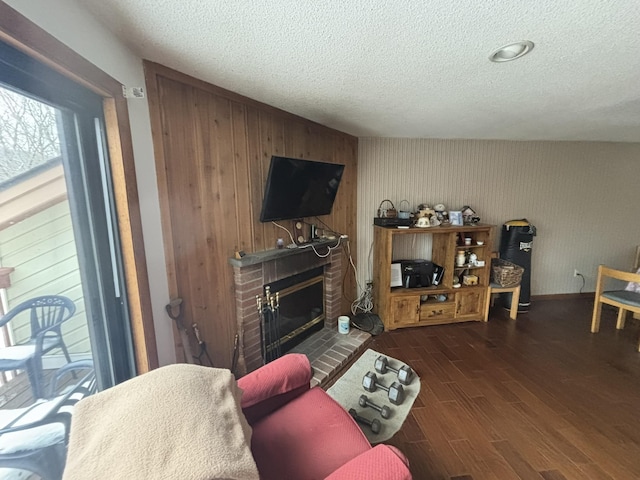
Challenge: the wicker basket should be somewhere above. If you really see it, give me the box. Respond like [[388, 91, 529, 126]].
[[491, 259, 524, 287], [377, 199, 397, 218]]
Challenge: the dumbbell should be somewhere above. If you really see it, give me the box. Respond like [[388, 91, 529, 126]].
[[374, 355, 414, 385], [349, 408, 381, 434], [362, 371, 405, 405], [359, 394, 392, 419]]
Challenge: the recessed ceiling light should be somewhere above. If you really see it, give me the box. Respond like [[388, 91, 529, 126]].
[[489, 41, 534, 63]]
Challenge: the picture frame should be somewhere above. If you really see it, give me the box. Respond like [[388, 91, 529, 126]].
[[449, 211, 463, 226]]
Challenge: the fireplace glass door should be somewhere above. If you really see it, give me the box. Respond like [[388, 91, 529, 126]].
[[264, 267, 324, 358]]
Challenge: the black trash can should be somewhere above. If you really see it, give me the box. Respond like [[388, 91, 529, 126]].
[[499, 219, 536, 311]]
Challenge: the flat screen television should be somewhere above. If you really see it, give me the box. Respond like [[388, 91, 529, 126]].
[[259, 156, 345, 222]]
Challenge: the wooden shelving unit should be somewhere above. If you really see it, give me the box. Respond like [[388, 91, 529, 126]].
[[372, 224, 495, 330]]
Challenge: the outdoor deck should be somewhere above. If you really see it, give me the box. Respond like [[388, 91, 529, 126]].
[[0, 369, 67, 409]]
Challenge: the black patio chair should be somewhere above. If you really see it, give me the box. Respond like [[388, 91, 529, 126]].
[[0, 295, 76, 399], [0, 360, 95, 480]]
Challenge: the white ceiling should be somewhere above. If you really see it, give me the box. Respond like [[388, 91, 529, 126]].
[[80, 0, 640, 142]]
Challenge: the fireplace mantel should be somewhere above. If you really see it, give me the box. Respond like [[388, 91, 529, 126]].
[[228, 238, 345, 268]]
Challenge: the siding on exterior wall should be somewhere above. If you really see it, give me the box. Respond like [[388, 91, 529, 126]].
[[0, 201, 90, 357], [358, 138, 640, 296]]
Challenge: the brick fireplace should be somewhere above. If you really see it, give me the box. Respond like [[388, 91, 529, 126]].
[[230, 241, 370, 386]]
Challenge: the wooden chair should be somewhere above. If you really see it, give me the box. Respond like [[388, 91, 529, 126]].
[[591, 265, 640, 351], [483, 253, 521, 322], [634, 245, 640, 321]]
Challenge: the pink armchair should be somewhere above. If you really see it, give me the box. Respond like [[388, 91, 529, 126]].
[[238, 353, 412, 480]]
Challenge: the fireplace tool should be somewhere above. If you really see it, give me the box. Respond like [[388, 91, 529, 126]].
[[231, 333, 240, 375], [272, 291, 281, 359], [256, 295, 266, 364], [165, 298, 195, 364], [192, 323, 214, 367], [257, 287, 282, 364]]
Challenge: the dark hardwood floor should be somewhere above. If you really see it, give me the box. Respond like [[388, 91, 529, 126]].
[[369, 297, 640, 480]]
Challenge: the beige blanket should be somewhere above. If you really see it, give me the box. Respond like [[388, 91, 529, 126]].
[[63, 364, 259, 480]]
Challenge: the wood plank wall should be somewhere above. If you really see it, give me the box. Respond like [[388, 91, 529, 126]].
[[144, 62, 358, 369]]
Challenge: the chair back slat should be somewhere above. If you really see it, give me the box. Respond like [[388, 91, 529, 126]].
[[0, 295, 76, 400], [599, 265, 640, 284], [23, 296, 76, 338]]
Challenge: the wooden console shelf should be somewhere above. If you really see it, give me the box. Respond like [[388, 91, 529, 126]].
[[373, 224, 495, 330]]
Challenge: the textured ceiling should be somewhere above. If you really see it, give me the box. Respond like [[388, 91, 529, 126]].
[[79, 0, 640, 142]]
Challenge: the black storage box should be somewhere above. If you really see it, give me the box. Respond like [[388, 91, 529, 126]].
[[374, 217, 412, 227]]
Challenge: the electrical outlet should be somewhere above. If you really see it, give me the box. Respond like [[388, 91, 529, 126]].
[[574, 269, 580, 277]]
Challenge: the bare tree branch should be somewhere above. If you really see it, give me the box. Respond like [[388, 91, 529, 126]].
[[0, 86, 61, 183]]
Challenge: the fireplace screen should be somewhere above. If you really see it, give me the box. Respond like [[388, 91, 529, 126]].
[[262, 267, 324, 362]]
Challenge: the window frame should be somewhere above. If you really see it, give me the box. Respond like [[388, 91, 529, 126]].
[[0, 2, 157, 373]]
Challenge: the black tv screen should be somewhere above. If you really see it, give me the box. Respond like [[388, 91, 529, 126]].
[[259, 156, 345, 222]]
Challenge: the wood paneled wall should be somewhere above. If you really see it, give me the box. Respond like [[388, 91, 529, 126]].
[[144, 62, 358, 368]]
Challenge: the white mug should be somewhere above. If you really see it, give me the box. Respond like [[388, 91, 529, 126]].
[[338, 315, 350, 334]]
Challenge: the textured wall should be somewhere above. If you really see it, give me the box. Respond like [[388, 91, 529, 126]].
[[78, 1, 640, 143], [358, 138, 640, 296]]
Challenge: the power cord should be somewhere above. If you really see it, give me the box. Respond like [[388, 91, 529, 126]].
[[307, 236, 344, 258], [351, 281, 373, 315], [343, 238, 365, 294], [292, 217, 367, 307], [576, 273, 585, 294], [320, 222, 375, 310], [271, 221, 296, 246], [313, 216, 339, 236], [274, 216, 345, 258]]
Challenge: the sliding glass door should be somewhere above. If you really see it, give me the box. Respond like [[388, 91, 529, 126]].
[[0, 38, 135, 404]]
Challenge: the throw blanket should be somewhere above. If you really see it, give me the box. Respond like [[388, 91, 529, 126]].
[[63, 364, 259, 480]]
